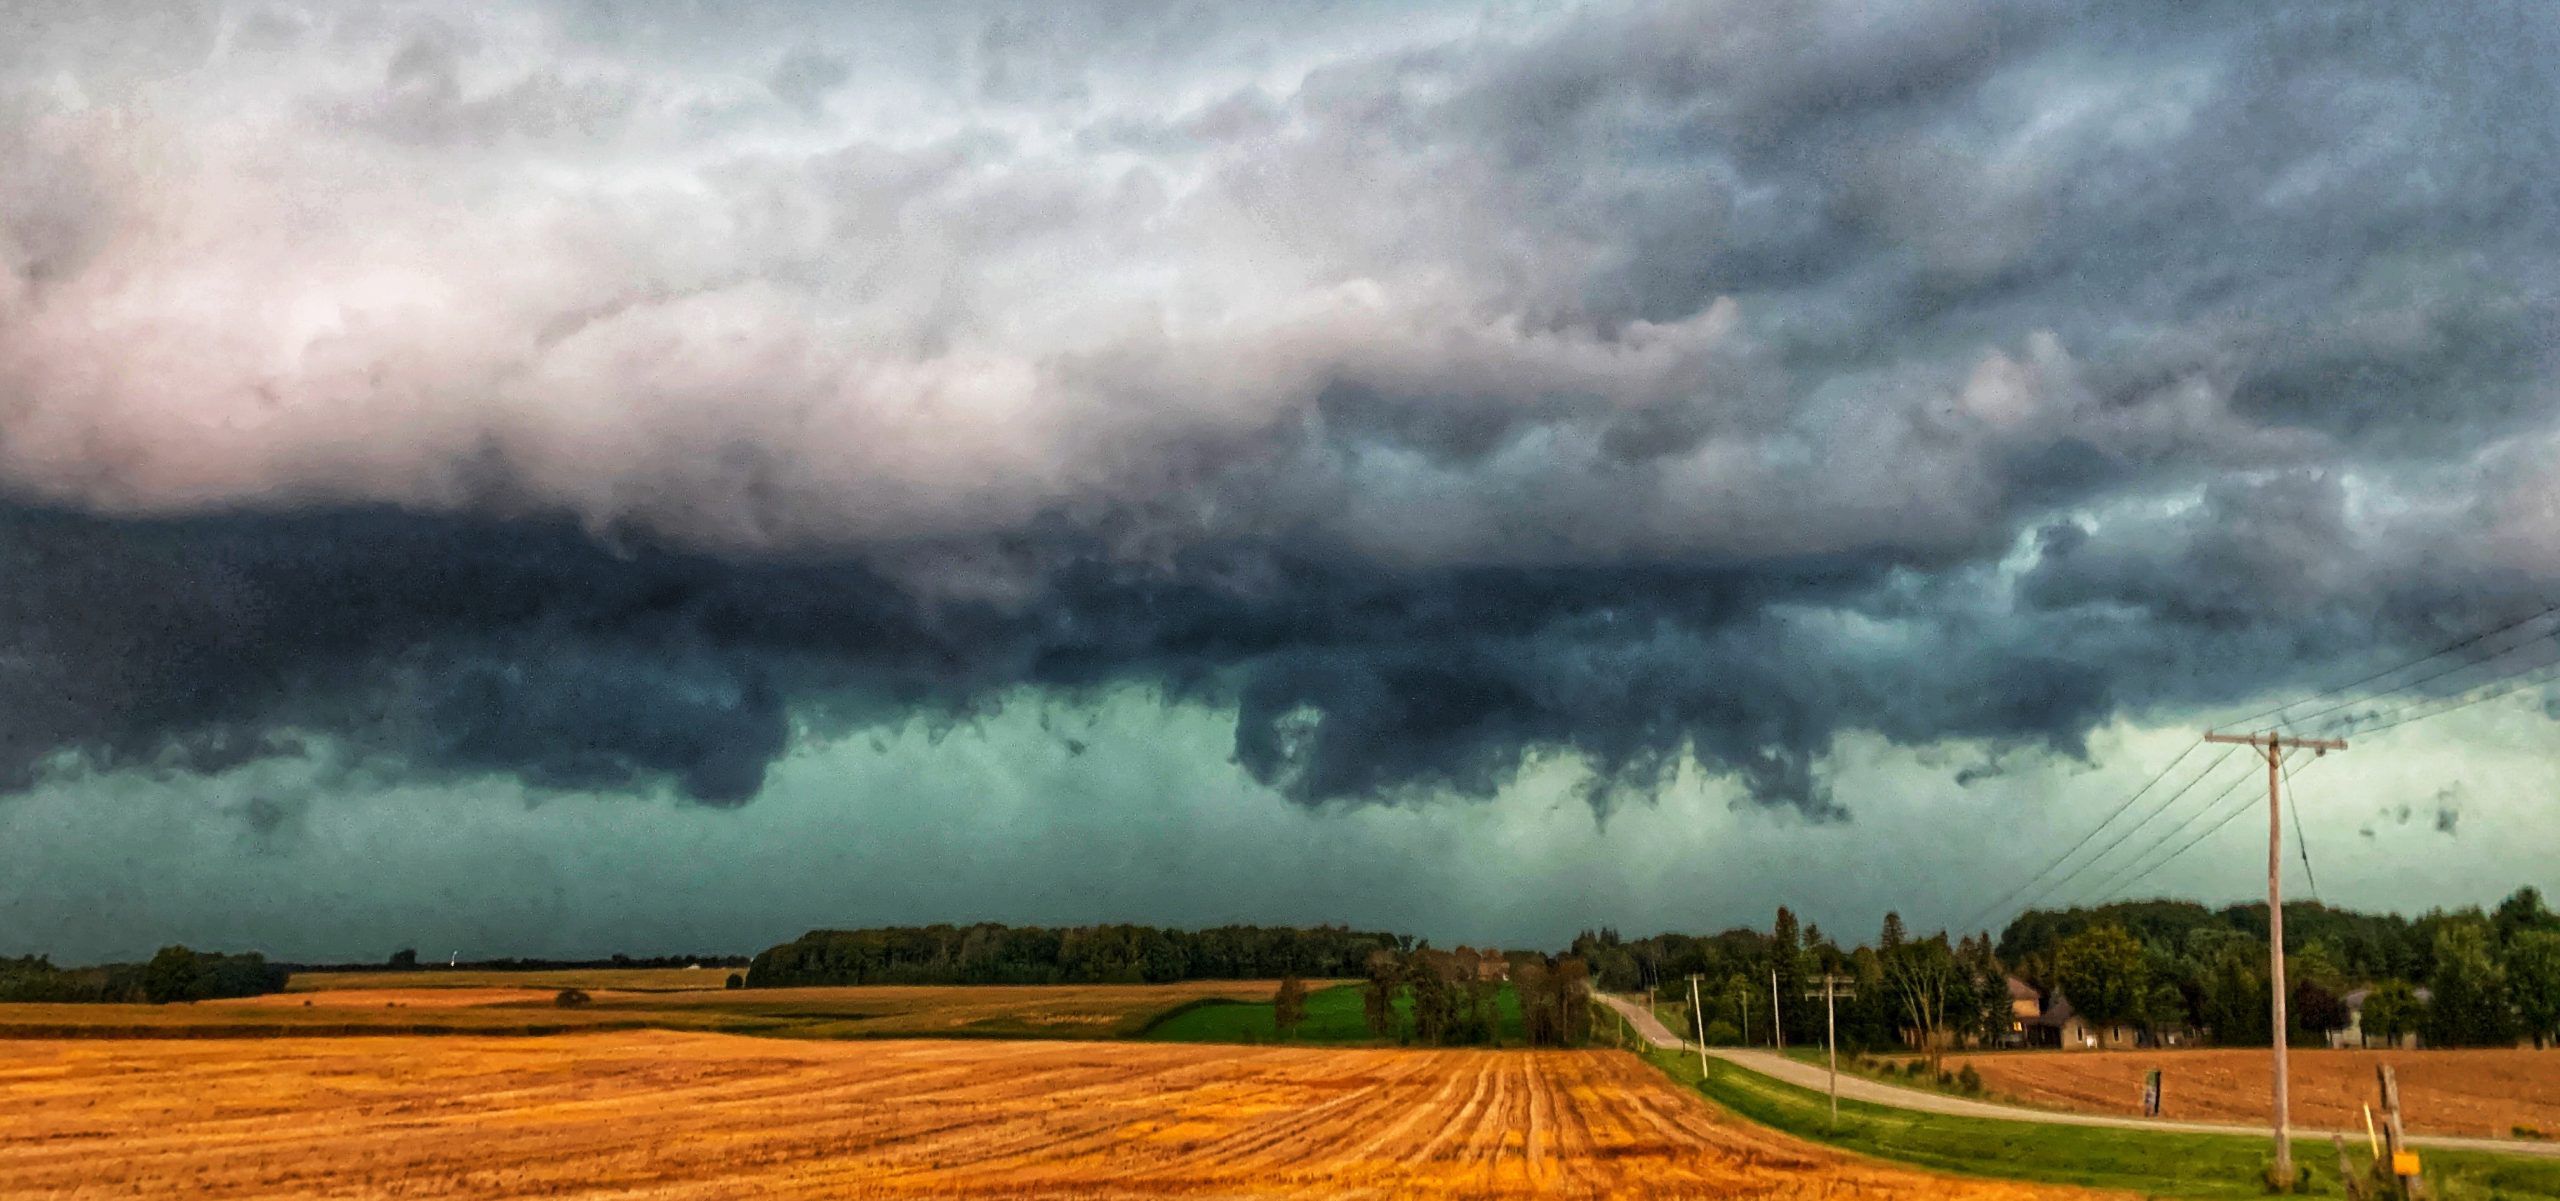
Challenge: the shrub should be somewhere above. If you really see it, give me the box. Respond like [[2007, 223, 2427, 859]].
[[725, 973, 744, 989], [1956, 1065, 1984, 1094], [554, 988, 592, 1008], [1702, 1019, 1741, 1046]]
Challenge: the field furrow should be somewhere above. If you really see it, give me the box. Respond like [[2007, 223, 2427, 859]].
[[0, 1032, 2102, 1199]]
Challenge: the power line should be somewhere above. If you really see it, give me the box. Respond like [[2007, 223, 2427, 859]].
[[2009, 744, 2243, 916], [2215, 602, 2560, 733], [2272, 620, 2560, 733], [2091, 749, 2312, 905], [2281, 751, 2316, 900], [1951, 739, 2203, 935], [2315, 653, 2560, 740], [2069, 755, 2269, 907]]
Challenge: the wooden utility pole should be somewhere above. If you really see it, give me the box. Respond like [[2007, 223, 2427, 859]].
[[1771, 967, 1785, 1050], [2204, 729, 2347, 1189], [1804, 973, 1856, 1125], [1688, 974, 1709, 1078]]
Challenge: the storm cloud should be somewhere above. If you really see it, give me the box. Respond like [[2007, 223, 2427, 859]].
[[3, 0, 2558, 822]]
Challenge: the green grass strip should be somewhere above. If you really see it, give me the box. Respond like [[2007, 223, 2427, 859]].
[[1632, 1040, 2560, 1199], [1142, 983, 1529, 1045]]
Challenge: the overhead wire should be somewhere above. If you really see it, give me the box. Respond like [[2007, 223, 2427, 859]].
[[2125, 749, 2316, 895], [2269, 618, 2560, 734], [1977, 599, 2560, 931], [1950, 739, 2204, 934], [2214, 602, 2560, 734], [2067, 757, 2265, 907], [2303, 644, 2560, 741], [2281, 750, 2317, 900], [2002, 743, 2242, 917]]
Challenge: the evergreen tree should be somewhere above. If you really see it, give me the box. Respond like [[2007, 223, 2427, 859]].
[[1770, 906, 1810, 1045]]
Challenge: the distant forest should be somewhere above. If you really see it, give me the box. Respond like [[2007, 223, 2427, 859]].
[[1572, 885, 2560, 1054], [0, 948, 287, 1004], [748, 923, 1407, 987]]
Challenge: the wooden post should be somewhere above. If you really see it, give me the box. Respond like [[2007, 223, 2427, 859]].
[[2379, 1065, 2415, 1199], [2206, 728, 2346, 1188]]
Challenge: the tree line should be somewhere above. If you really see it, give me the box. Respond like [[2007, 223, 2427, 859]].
[[0, 948, 288, 1004], [747, 923, 1407, 987], [2010, 888, 2560, 1048], [1569, 885, 2560, 1055]]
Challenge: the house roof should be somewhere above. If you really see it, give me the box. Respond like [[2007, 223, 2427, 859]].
[[2343, 986, 2432, 1009], [2005, 976, 2039, 1002]]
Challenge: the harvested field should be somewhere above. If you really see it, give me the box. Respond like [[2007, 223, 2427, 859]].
[[289, 967, 735, 992], [0, 980, 1303, 1040], [1942, 1047, 2560, 1139], [0, 1033, 2093, 1199]]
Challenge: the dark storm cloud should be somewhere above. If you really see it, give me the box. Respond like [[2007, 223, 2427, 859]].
[[3, 1, 2559, 816]]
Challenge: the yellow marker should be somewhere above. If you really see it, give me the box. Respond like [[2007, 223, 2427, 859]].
[[2363, 1104, 2379, 1158], [2392, 1151, 2422, 1177]]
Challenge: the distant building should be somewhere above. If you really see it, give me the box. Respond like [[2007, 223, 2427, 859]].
[[2000, 976, 2039, 1048], [2023, 987, 2143, 1050], [2331, 987, 2430, 1050]]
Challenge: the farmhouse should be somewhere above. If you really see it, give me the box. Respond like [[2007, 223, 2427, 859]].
[[2017, 986, 2152, 1050], [1998, 976, 2039, 1047], [2329, 986, 2430, 1049]]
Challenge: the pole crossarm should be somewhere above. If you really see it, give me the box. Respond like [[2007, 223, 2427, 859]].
[[2205, 731, 2348, 752]]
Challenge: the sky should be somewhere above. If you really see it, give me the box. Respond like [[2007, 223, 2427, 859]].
[[3, 0, 2558, 963]]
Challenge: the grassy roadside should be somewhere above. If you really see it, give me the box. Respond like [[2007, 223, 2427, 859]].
[[1141, 983, 1530, 1044], [1619, 1022, 2560, 1198]]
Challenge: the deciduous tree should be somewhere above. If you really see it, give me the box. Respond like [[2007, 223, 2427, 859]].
[[2054, 924, 2147, 1037], [1274, 974, 1308, 1039]]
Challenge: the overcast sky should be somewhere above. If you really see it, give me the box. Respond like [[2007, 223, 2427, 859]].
[[4, 1, 2557, 963]]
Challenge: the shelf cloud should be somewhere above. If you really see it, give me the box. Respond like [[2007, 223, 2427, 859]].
[[4, 0, 2557, 819]]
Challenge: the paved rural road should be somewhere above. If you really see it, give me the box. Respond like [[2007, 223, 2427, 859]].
[[1593, 992, 2560, 1160]]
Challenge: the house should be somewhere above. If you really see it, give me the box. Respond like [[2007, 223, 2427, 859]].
[[2025, 988, 2142, 1050], [2330, 987, 2430, 1049], [1998, 976, 2040, 1048]]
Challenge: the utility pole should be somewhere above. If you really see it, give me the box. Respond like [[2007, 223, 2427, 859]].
[[1688, 974, 1709, 1078], [1771, 967, 1785, 1050], [1804, 973, 1856, 1125], [2204, 728, 2347, 1189]]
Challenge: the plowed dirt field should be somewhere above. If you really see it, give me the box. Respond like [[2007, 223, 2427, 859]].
[[0, 1032, 2097, 1198], [1942, 1047, 2560, 1138]]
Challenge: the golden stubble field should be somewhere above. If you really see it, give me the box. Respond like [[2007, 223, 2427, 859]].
[[0, 1032, 2098, 1199], [0, 978, 1320, 1040], [1941, 1047, 2560, 1138]]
